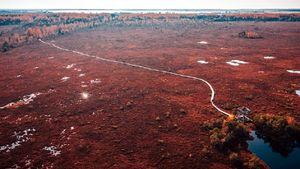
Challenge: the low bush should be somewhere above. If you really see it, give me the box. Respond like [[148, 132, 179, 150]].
[[208, 119, 250, 151], [243, 155, 261, 169], [229, 152, 243, 168], [1, 41, 9, 52], [239, 31, 263, 39], [202, 118, 223, 131], [253, 114, 300, 140]]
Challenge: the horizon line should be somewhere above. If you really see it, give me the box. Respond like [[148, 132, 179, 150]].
[[1, 8, 300, 10]]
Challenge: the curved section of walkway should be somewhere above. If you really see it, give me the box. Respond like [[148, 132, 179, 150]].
[[39, 39, 232, 117]]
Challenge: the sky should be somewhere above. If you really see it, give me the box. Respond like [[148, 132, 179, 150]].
[[1, 0, 300, 9]]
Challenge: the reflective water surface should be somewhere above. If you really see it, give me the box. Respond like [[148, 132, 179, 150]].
[[247, 131, 300, 169]]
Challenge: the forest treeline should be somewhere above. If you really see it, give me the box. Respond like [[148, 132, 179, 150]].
[[1, 13, 300, 52], [0, 13, 113, 52]]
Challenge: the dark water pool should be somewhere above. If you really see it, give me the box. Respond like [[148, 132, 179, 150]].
[[247, 131, 300, 169]]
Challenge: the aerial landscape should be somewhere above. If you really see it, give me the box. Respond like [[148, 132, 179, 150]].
[[0, 1, 300, 169]]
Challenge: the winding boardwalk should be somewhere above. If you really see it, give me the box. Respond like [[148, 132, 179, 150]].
[[39, 39, 232, 117]]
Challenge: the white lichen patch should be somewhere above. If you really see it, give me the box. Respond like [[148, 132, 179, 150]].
[[81, 85, 88, 88], [43, 146, 61, 156], [66, 64, 75, 69], [33, 67, 39, 69], [61, 129, 66, 135], [16, 75, 22, 78], [90, 79, 101, 84], [81, 92, 89, 99], [25, 159, 32, 167], [197, 60, 209, 64], [74, 68, 82, 72], [61, 76, 70, 82], [79, 73, 85, 77], [0, 128, 36, 152], [8, 164, 21, 169], [226, 60, 248, 66], [287, 70, 300, 74], [0, 93, 41, 109], [197, 41, 208, 44], [264, 56, 275, 59], [296, 90, 300, 97]]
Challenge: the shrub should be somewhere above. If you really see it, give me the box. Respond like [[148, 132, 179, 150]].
[[229, 152, 243, 168], [208, 119, 251, 152], [286, 124, 300, 140], [253, 114, 300, 156], [244, 155, 261, 169], [209, 128, 224, 150], [239, 31, 262, 39], [253, 114, 299, 139], [202, 119, 223, 131], [2, 41, 10, 52], [222, 120, 251, 149]]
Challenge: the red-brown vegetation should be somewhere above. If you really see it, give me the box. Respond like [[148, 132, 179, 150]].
[[1, 13, 300, 51], [0, 14, 299, 169]]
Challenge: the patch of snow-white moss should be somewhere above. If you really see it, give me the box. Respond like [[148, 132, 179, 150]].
[[264, 56, 275, 59], [296, 90, 300, 97], [197, 60, 209, 64], [226, 60, 248, 66], [0, 93, 41, 109], [43, 146, 61, 156], [61, 76, 70, 82], [66, 64, 75, 69], [197, 41, 208, 44], [287, 70, 300, 74], [90, 79, 101, 84], [0, 128, 36, 152]]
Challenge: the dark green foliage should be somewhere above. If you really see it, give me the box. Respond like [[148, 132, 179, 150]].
[[286, 125, 300, 140], [206, 119, 266, 169], [1, 41, 10, 52], [253, 114, 299, 140], [222, 120, 251, 150], [253, 114, 300, 156], [202, 119, 223, 131], [208, 119, 250, 151], [243, 156, 261, 169], [209, 128, 224, 150], [229, 152, 243, 168]]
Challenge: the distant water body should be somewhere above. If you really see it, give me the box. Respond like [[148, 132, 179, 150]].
[[1, 9, 300, 14]]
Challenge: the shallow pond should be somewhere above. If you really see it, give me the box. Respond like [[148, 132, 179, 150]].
[[247, 131, 300, 169]]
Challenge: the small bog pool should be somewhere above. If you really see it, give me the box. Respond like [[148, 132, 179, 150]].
[[247, 131, 300, 169]]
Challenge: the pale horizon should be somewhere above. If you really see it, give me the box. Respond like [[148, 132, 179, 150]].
[[1, 0, 300, 10]]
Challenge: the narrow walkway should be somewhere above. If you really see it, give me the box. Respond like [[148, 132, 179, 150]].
[[39, 39, 232, 117]]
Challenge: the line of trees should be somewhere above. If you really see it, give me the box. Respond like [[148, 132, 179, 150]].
[[2, 13, 300, 52], [1, 13, 110, 52]]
